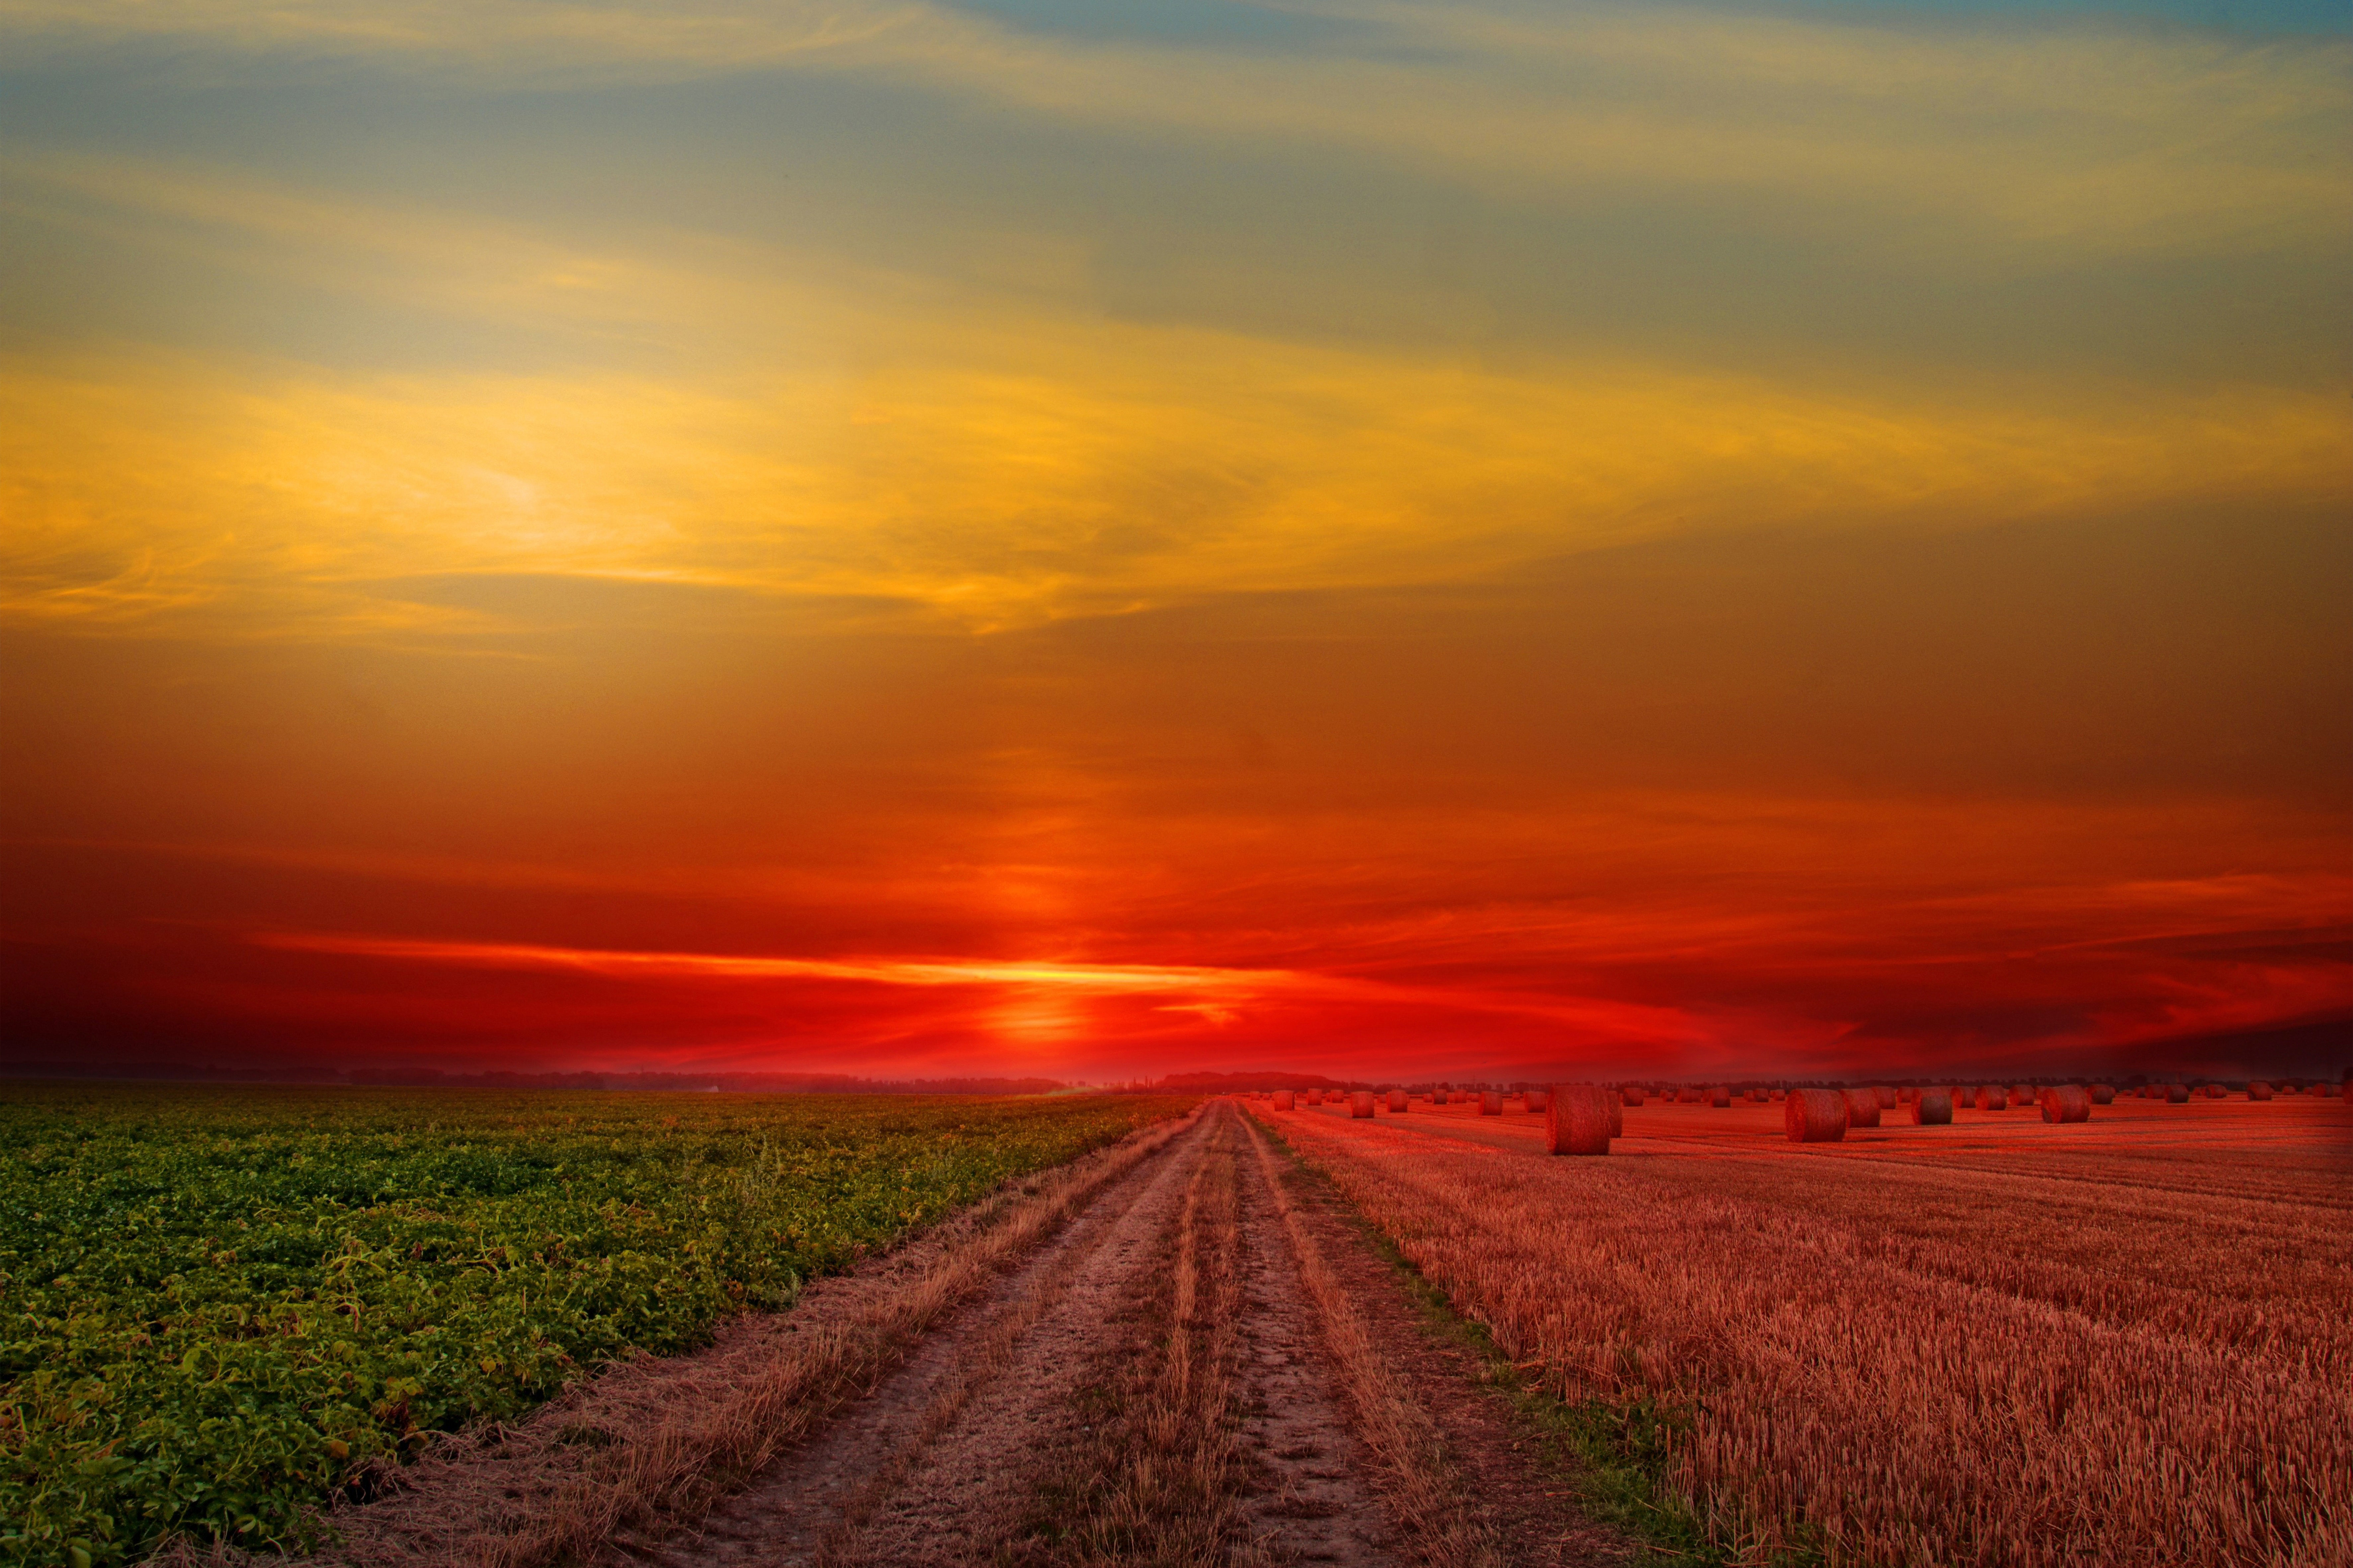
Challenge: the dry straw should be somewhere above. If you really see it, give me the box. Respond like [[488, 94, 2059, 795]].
[[1480, 1091, 1503, 1116], [1387, 1089, 1409, 1113], [1873, 1087, 1898, 1109], [1546, 1085, 1615, 1155], [1525, 1089, 1549, 1113], [1350, 1091, 1375, 1119], [1843, 1090, 1882, 1129], [2039, 1086, 2091, 1123], [2248, 1083, 2272, 1101], [1911, 1090, 1953, 1125], [1785, 1089, 1848, 1142], [2090, 1085, 2116, 1104], [1271, 1090, 1294, 1111], [1709, 1087, 1732, 1108], [1621, 1087, 1645, 1107], [1976, 1086, 2007, 1111]]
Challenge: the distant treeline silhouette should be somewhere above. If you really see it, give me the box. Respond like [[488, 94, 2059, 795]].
[[3, 1061, 1072, 1095]]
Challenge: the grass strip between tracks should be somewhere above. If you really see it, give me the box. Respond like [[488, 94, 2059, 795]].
[[1238, 1112, 1507, 1568], [1247, 1110, 1824, 1568]]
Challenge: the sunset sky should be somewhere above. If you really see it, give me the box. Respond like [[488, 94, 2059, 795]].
[[4, 0, 2349, 1083]]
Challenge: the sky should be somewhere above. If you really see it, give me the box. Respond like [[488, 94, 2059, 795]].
[[2, 0, 2349, 1084]]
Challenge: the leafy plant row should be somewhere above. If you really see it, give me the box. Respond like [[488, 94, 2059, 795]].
[[0, 1083, 1194, 1566]]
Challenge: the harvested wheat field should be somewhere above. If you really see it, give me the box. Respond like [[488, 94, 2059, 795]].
[[1266, 1090, 2353, 1568]]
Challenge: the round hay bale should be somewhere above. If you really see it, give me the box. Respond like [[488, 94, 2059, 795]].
[[2164, 1083, 2190, 1104], [1785, 1088, 1848, 1142], [1911, 1089, 1953, 1125], [1387, 1089, 1409, 1112], [1621, 1086, 1645, 1107], [1545, 1085, 1615, 1155], [2009, 1085, 2034, 1107], [1769, 1088, 1786, 1101], [1873, 1086, 1898, 1109], [2246, 1082, 2271, 1100], [2040, 1085, 2091, 1123], [1976, 1086, 2006, 1111], [2089, 1084, 2116, 1105], [1843, 1089, 1882, 1128], [1674, 1086, 1699, 1104], [1479, 1090, 1503, 1116], [1272, 1090, 1295, 1110], [1350, 1090, 1375, 1118], [2205, 1084, 2227, 1099], [1709, 1086, 1731, 1108], [1525, 1089, 1549, 1113], [1609, 1094, 1624, 1137]]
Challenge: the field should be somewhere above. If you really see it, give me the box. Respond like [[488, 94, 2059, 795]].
[[0, 1083, 1195, 1568], [1262, 1090, 2353, 1568]]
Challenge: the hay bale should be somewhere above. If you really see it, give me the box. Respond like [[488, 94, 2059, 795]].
[[1479, 1090, 1503, 1116], [1785, 1088, 1848, 1142], [2089, 1084, 2116, 1105], [1976, 1086, 2006, 1111], [1674, 1086, 1699, 1104], [1526, 1089, 1549, 1113], [2164, 1084, 2190, 1104], [1621, 1086, 1645, 1107], [2206, 1084, 2227, 1099], [1546, 1085, 1615, 1155], [1272, 1090, 1295, 1110], [1911, 1089, 1953, 1125], [2009, 1085, 2034, 1107], [1843, 1089, 1882, 1128], [1387, 1089, 1409, 1112], [1609, 1094, 1624, 1137], [2246, 1082, 2271, 1100], [1769, 1088, 1786, 1101], [1351, 1090, 1375, 1118], [1709, 1086, 1731, 1108], [1433, 1090, 1450, 1106], [1874, 1086, 1898, 1109], [2040, 1085, 2091, 1123]]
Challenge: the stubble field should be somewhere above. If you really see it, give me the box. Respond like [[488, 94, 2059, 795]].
[[1262, 1090, 2353, 1568]]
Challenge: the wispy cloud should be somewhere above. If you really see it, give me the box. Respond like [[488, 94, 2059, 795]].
[[5, 1, 2344, 253]]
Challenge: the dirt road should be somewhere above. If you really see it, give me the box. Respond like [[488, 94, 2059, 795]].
[[313, 1099, 1627, 1568]]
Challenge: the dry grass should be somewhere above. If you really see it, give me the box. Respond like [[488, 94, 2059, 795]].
[[190, 1107, 1207, 1568], [1237, 1112, 1506, 1568], [1007, 1110, 1264, 1566], [1268, 1097, 2353, 1567]]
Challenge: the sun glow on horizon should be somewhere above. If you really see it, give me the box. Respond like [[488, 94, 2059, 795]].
[[3, 0, 2348, 1082]]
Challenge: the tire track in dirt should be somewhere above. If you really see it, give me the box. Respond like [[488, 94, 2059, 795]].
[[605, 1106, 1222, 1566], [277, 1100, 1633, 1568]]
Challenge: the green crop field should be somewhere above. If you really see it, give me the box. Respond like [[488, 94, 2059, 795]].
[[0, 1083, 1196, 1567]]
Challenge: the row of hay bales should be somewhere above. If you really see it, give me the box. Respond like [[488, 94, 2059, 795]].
[[1262, 1073, 2348, 1156]]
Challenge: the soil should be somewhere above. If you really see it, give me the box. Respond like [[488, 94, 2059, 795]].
[[304, 1100, 1637, 1568]]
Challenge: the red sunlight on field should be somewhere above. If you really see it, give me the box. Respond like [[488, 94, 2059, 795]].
[[1255, 1089, 2353, 1566]]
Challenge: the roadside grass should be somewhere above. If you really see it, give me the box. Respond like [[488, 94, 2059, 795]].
[[1251, 1115, 1824, 1568]]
